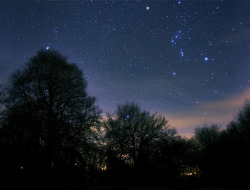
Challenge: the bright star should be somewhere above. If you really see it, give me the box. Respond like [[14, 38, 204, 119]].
[[172, 72, 176, 76], [146, 6, 150, 10], [205, 57, 208, 61], [180, 48, 184, 57], [46, 46, 50, 50]]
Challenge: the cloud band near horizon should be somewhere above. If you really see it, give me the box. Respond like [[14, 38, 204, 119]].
[[166, 88, 250, 137]]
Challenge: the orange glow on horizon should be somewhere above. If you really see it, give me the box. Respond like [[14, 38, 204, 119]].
[[166, 88, 250, 137]]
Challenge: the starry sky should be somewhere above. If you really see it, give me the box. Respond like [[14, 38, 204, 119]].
[[0, 0, 249, 137]]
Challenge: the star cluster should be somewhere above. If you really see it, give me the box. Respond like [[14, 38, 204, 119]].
[[0, 0, 249, 136]]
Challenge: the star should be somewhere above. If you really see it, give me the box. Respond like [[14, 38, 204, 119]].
[[0, 0, 249, 139], [180, 48, 184, 57]]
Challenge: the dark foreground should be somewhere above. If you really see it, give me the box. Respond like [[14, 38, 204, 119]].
[[85, 187, 248, 190]]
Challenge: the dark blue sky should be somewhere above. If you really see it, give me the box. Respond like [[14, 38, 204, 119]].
[[0, 0, 249, 136]]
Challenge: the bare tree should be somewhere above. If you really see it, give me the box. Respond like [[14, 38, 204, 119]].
[[194, 124, 221, 150], [104, 102, 171, 171]]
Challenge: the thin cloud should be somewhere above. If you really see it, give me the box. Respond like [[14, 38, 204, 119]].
[[199, 88, 250, 112], [166, 88, 250, 137]]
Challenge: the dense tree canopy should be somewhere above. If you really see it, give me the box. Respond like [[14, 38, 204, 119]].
[[3, 49, 100, 151], [0, 49, 101, 189]]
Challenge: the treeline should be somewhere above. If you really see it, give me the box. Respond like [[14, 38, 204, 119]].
[[0, 50, 249, 189]]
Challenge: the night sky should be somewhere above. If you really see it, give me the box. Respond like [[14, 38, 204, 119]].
[[0, 0, 249, 137]]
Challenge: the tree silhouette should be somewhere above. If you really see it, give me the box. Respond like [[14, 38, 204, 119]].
[[194, 124, 221, 150], [227, 101, 250, 138], [1, 51, 249, 189], [193, 125, 222, 182], [221, 101, 250, 185], [0, 49, 101, 188], [103, 102, 173, 184]]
